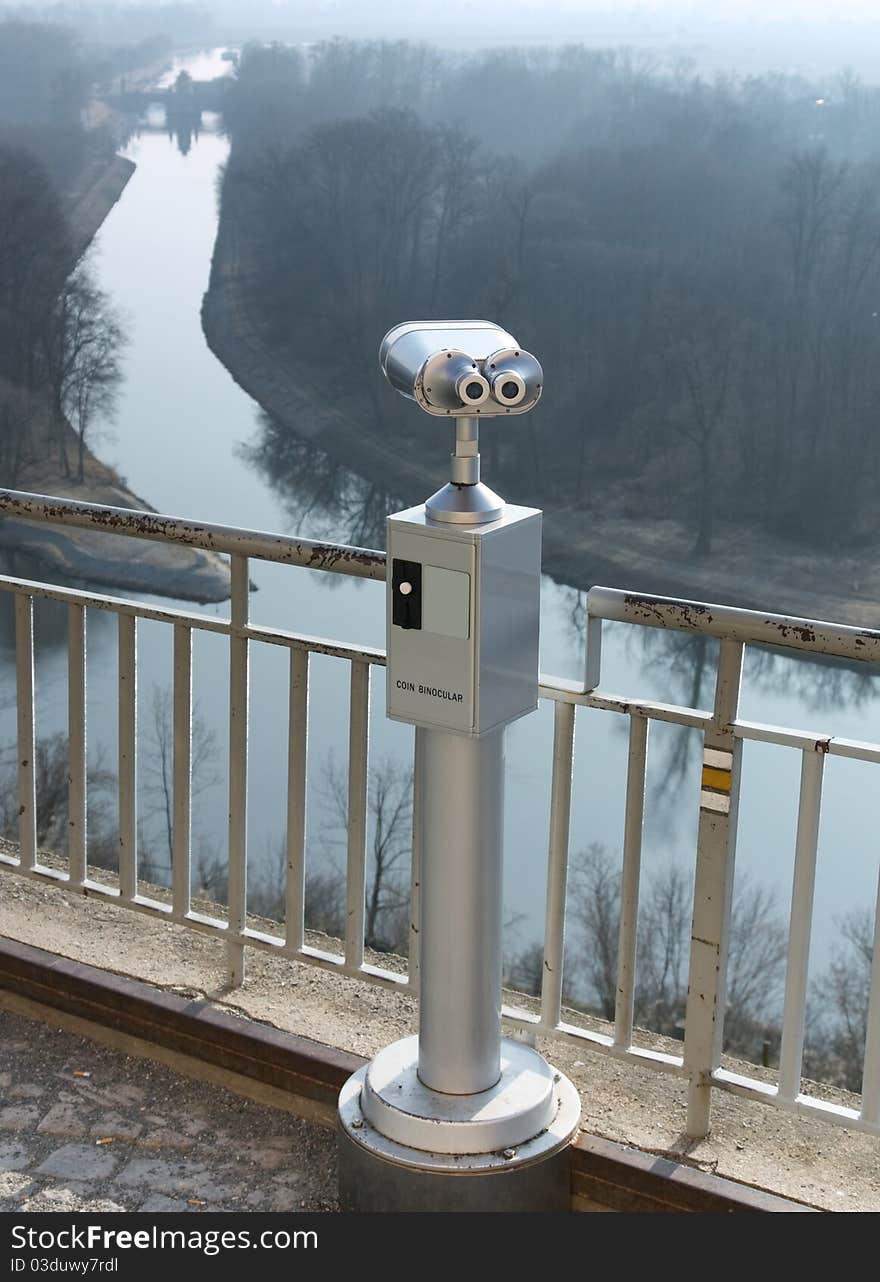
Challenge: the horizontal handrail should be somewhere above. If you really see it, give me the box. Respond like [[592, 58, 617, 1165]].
[[588, 585, 880, 664], [0, 488, 386, 581]]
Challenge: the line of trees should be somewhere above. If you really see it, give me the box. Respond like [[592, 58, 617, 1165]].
[[0, 22, 128, 493], [219, 40, 880, 555], [0, 146, 127, 488], [0, 22, 132, 497]]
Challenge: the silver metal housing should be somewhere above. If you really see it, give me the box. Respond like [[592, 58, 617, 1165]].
[[379, 320, 542, 417], [386, 504, 541, 737]]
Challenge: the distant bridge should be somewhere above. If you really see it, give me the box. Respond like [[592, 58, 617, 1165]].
[[104, 76, 229, 118]]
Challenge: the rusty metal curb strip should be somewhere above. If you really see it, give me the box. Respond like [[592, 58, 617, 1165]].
[[0, 938, 816, 1213]]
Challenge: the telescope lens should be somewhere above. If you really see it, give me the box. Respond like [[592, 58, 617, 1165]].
[[501, 381, 519, 401], [464, 381, 484, 400]]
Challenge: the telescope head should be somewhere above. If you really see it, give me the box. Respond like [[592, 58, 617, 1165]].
[[379, 321, 542, 418]]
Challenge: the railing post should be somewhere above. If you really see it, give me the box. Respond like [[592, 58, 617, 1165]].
[[171, 624, 193, 921], [284, 648, 309, 954], [614, 712, 649, 1049], [118, 614, 137, 901], [226, 554, 249, 987], [778, 749, 825, 1102], [541, 699, 576, 1031], [344, 660, 370, 969], [683, 638, 743, 1138], [67, 604, 87, 889], [15, 594, 36, 872]]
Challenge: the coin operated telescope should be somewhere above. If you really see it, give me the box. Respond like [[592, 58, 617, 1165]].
[[337, 322, 580, 1212]]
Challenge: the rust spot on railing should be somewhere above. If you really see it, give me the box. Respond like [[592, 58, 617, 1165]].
[[294, 544, 386, 574], [772, 622, 816, 644], [623, 595, 713, 630]]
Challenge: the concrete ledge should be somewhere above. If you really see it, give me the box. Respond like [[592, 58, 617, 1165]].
[[571, 1134, 813, 1213], [0, 938, 813, 1213], [0, 937, 359, 1116]]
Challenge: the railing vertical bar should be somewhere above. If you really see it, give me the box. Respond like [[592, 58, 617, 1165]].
[[584, 611, 602, 691], [345, 659, 370, 970], [778, 748, 826, 1103], [684, 638, 743, 1138], [227, 554, 249, 986], [15, 594, 36, 871], [541, 700, 576, 1028], [614, 712, 649, 1048], [858, 864, 880, 1124], [67, 604, 87, 889], [408, 727, 422, 993], [172, 624, 192, 921], [285, 648, 309, 953], [117, 613, 137, 901]]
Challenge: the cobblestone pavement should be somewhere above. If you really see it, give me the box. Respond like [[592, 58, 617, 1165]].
[[0, 1009, 338, 1213]]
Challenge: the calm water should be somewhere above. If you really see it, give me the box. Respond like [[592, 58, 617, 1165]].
[[5, 50, 879, 1005]]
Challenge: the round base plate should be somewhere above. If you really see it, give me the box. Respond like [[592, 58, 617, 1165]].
[[338, 1037, 581, 1175], [361, 1035, 557, 1154]]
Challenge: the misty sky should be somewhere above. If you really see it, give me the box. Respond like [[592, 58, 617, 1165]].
[[2, 0, 878, 14], [4, 0, 880, 79]]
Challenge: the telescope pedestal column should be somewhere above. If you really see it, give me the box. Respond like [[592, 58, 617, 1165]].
[[337, 727, 580, 1213]]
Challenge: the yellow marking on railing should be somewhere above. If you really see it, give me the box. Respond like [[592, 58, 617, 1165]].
[[701, 765, 732, 793]]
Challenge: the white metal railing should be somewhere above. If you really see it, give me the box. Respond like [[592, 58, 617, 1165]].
[[1, 489, 879, 1142]]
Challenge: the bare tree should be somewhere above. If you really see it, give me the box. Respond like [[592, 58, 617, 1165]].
[[141, 683, 222, 874], [656, 280, 743, 558], [49, 270, 127, 482], [247, 842, 347, 939], [321, 751, 413, 951], [0, 376, 39, 486], [0, 144, 71, 390], [807, 909, 874, 1091], [505, 940, 545, 998], [568, 843, 622, 1021], [560, 844, 787, 1058], [637, 860, 692, 1029], [0, 732, 115, 863], [723, 876, 788, 1053]]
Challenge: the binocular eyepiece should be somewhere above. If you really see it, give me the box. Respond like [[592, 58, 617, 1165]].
[[380, 321, 542, 417]]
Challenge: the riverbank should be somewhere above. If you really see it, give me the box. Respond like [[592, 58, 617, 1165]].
[[3, 150, 231, 605], [66, 152, 136, 262], [203, 207, 880, 629], [3, 426, 231, 605]]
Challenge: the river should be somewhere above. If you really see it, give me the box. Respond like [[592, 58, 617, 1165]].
[[6, 49, 879, 1019]]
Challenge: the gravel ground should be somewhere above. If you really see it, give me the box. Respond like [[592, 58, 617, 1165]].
[[0, 1009, 338, 1214]]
